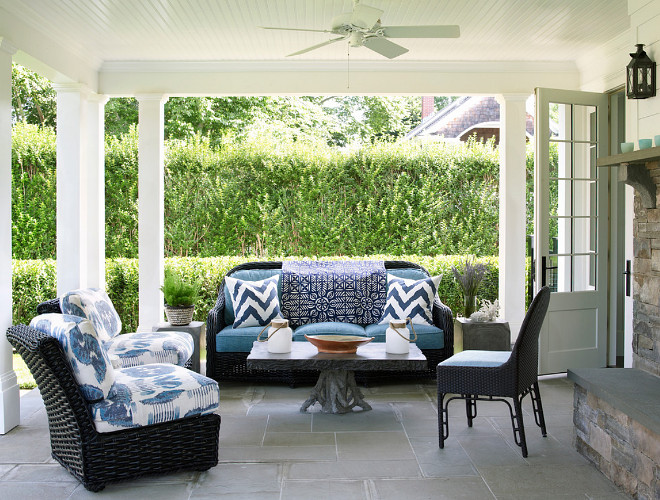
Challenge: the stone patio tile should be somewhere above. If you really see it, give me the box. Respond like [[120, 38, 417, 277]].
[[478, 464, 622, 497], [0, 465, 14, 479], [247, 403, 310, 416], [311, 406, 401, 432], [0, 482, 79, 500], [287, 459, 421, 480], [372, 477, 495, 499], [336, 431, 415, 461], [455, 435, 528, 467], [218, 445, 337, 462], [1, 463, 79, 483], [218, 415, 268, 446], [263, 431, 335, 446], [192, 463, 281, 497], [266, 413, 312, 432], [281, 479, 368, 500], [0, 427, 52, 463], [445, 398, 514, 418], [70, 482, 193, 499], [390, 401, 438, 419], [404, 415, 500, 438]]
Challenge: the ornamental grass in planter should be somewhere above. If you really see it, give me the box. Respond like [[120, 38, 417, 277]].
[[161, 272, 201, 326]]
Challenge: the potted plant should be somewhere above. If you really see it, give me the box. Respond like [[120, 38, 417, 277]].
[[161, 271, 200, 326], [451, 257, 488, 318]]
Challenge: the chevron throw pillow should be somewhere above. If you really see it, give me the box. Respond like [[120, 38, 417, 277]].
[[379, 274, 442, 326], [225, 275, 283, 328]]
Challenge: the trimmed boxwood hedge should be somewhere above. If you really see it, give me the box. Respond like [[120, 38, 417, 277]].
[[13, 255, 500, 332]]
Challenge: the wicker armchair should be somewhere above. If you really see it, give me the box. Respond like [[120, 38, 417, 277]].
[[7, 324, 221, 492], [206, 260, 454, 385], [437, 286, 550, 457]]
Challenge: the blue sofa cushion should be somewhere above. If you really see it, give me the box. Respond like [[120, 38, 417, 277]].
[[217, 325, 264, 352], [438, 350, 511, 367], [379, 274, 442, 326], [224, 269, 282, 326], [364, 323, 444, 350], [225, 274, 282, 328], [294, 322, 366, 340]]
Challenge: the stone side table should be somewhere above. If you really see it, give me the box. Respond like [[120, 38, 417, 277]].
[[153, 320, 205, 373], [455, 318, 511, 352]]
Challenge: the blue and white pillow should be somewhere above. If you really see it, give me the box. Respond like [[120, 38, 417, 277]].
[[60, 288, 122, 343], [379, 274, 442, 326], [225, 275, 282, 328], [30, 313, 116, 402]]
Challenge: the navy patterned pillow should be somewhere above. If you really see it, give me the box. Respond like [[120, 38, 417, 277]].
[[225, 275, 282, 328], [379, 274, 442, 326]]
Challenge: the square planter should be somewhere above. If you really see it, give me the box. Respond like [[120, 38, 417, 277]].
[[454, 318, 511, 352]]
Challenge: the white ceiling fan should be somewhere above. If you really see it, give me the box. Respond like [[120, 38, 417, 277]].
[[261, 0, 460, 59]]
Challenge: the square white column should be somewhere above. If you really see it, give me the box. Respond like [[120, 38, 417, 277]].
[[137, 95, 168, 331], [86, 94, 108, 289], [55, 84, 89, 295], [496, 94, 529, 339], [0, 38, 20, 433]]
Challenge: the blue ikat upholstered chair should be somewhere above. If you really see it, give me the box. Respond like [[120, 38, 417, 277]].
[[8, 314, 221, 491], [38, 288, 194, 369], [437, 286, 551, 457]]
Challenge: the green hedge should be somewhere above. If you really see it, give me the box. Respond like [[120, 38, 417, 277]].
[[12, 255, 500, 332]]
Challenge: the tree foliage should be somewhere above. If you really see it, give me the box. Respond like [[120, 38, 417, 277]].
[[11, 64, 56, 127]]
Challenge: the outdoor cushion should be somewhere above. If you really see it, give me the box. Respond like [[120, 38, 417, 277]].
[[30, 313, 116, 402], [225, 274, 282, 328], [88, 363, 219, 433], [105, 330, 194, 368], [216, 325, 265, 352], [364, 323, 444, 350], [294, 322, 366, 339], [379, 274, 442, 326], [387, 268, 430, 281], [60, 288, 122, 342], [438, 350, 511, 367], [224, 269, 282, 325]]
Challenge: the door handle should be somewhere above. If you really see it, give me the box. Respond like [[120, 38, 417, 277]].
[[623, 259, 631, 297], [541, 256, 557, 288]]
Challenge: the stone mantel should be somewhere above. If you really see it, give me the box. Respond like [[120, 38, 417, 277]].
[[597, 146, 660, 209]]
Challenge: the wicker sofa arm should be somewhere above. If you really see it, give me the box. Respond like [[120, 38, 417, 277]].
[[206, 283, 227, 378], [433, 297, 454, 356]]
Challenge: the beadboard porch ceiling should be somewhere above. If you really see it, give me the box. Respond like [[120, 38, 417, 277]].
[[0, 0, 630, 94]]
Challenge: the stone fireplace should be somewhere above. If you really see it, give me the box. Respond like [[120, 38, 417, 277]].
[[567, 153, 660, 500]]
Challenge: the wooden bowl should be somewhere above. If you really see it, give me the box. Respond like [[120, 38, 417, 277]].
[[304, 335, 374, 354]]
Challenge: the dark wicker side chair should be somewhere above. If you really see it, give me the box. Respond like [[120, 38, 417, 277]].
[[437, 286, 551, 457], [7, 324, 221, 492]]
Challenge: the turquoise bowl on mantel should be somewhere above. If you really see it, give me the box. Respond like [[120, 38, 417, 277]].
[[655, 135, 660, 147], [620, 142, 634, 153], [639, 139, 653, 150]]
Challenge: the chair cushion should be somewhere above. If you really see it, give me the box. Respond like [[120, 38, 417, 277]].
[[364, 323, 444, 350], [438, 350, 511, 367], [60, 288, 122, 342], [216, 325, 264, 352], [294, 322, 366, 339], [89, 364, 219, 433], [30, 313, 116, 402], [104, 330, 194, 368], [224, 269, 282, 326], [225, 274, 282, 328], [379, 274, 442, 326]]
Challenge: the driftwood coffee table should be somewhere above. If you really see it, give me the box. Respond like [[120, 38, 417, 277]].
[[246, 341, 427, 414]]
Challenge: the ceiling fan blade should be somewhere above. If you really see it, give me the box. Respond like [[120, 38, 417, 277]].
[[362, 37, 409, 59], [351, 4, 383, 29], [287, 36, 346, 57], [382, 25, 460, 38], [261, 26, 334, 34]]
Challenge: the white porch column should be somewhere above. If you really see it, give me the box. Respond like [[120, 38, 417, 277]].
[[55, 84, 89, 295], [137, 95, 167, 331], [86, 94, 108, 289], [0, 38, 20, 433], [496, 94, 529, 339]]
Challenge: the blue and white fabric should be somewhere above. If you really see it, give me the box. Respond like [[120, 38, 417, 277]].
[[379, 274, 442, 326], [60, 288, 122, 343], [438, 350, 511, 368], [106, 331, 194, 368], [281, 260, 387, 328], [89, 363, 219, 433], [225, 275, 282, 328], [30, 313, 116, 402]]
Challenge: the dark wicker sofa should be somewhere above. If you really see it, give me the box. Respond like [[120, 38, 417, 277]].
[[206, 260, 454, 385], [7, 324, 221, 492]]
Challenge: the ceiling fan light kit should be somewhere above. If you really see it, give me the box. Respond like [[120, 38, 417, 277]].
[[261, 1, 460, 60]]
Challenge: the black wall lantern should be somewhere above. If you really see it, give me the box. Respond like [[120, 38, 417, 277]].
[[627, 44, 656, 99]]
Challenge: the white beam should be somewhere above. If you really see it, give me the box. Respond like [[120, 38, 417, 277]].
[[496, 94, 529, 340], [55, 84, 89, 295], [86, 94, 108, 289], [0, 37, 20, 434], [137, 95, 167, 331]]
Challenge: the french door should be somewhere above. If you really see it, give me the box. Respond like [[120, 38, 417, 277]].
[[534, 88, 608, 373]]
